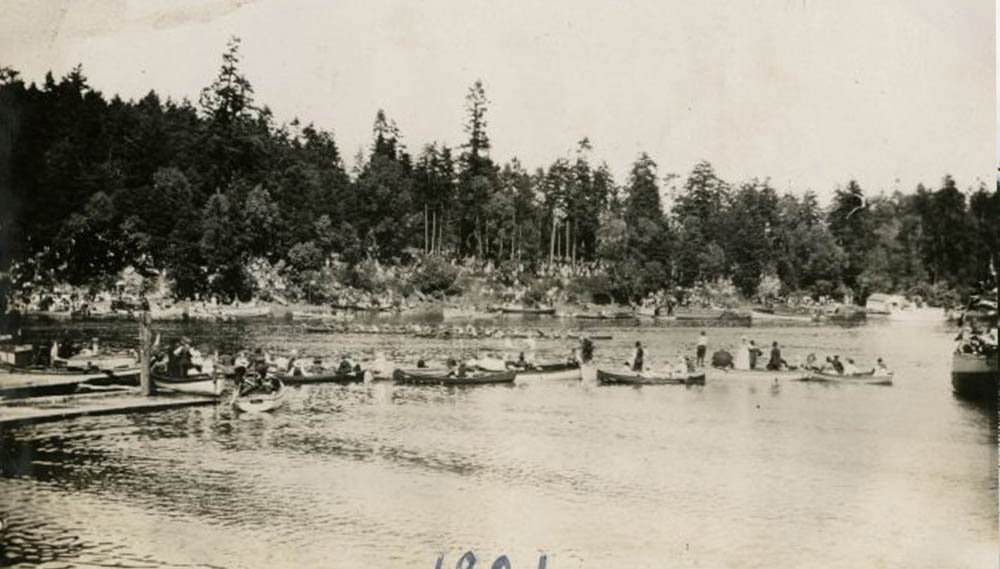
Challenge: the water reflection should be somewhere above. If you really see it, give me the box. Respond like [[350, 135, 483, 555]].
[[1, 318, 996, 568]]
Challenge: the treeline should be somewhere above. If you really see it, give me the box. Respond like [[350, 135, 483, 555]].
[[0, 38, 996, 306]]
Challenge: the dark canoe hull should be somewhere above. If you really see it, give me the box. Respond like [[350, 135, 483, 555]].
[[574, 312, 636, 320], [1, 366, 140, 386], [393, 368, 516, 385], [802, 371, 893, 385], [951, 353, 999, 402], [276, 370, 366, 385], [597, 369, 705, 385], [499, 307, 556, 315], [0, 377, 84, 399]]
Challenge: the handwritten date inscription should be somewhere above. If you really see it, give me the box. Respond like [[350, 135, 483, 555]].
[[434, 551, 547, 569]]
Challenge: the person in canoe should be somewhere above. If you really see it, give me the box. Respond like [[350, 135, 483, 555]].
[[168, 337, 197, 377], [252, 347, 270, 378], [843, 358, 860, 375], [337, 355, 355, 375], [766, 342, 786, 371], [872, 357, 890, 375], [830, 355, 845, 374], [514, 352, 529, 368], [630, 341, 645, 372], [233, 350, 250, 380]]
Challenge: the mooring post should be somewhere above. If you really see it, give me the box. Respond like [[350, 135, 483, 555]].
[[139, 310, 153, 395]]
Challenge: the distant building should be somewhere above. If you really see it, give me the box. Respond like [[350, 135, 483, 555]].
[[865, 293, 908, 315]]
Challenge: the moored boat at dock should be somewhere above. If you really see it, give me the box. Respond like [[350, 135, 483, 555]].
[[951, 352, 998, 402], [152, 371, 223, 396]]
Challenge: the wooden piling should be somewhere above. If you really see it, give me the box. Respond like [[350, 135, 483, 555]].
[[139, 310, 153, 395]]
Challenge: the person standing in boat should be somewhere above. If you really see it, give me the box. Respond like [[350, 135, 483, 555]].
[[766, 341, 785, 371], [631, 341, 645, 372], [733, 337, 751, 370], [748, 340, 762, 369], [696, 331, 708, 367]]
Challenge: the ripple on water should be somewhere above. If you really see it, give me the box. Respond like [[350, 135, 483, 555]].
[[1, 320, 996, 568]]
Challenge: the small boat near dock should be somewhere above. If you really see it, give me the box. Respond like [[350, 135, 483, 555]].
[[231, 380, 285, 412], [152, 372, 223, 396], [597, 369, 705, 385], [951, 352, 998, 401], [0, 371, 111, 399]]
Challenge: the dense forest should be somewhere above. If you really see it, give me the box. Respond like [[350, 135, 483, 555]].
[[1, 38, 996, 307]]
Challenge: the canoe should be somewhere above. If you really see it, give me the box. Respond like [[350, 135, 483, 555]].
[[750, 310, 817, 323], [512, 362, 582, 383], [802, 370, 893, 385], [152, 371, 223, 396], [675, 309, 751, 322], [567, 334, 614, 341], [232, 380, 285, 412], [951, 352, 998, 401], [597, 369, 706, 385], [393, 368, 516, 385], [499, 306, 556, 315], [0, 371, 111, 398], [303, 325, 338, 334], [573, 312, 636, 320], [275, 369, 367, 385], [708, 368, 809, 381]]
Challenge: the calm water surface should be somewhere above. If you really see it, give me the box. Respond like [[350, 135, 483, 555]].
[[1, 317, 996, 568]]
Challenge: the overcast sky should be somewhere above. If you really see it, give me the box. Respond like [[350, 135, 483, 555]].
[[1, 0, 994, 201]]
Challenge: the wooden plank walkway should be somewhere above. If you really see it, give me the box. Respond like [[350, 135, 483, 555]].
[[0, 389, 217, 428]]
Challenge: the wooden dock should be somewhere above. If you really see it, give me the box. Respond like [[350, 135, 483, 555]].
[[0, 389, 217, 428]]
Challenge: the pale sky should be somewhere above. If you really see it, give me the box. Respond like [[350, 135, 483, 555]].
[[1, 0, 995, 201]]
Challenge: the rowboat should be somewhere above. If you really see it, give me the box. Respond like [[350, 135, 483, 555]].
[[275, 369, 368, 385], [393, 368, 517, 385], [152, 371, 223, 396], [512, 362, 582, 383], [951, 352, 998, 401], [232, 380, 285, 412], [597, 369, 705, 385], [63, 353, 138, 372], [801, 370, 893, 385]]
